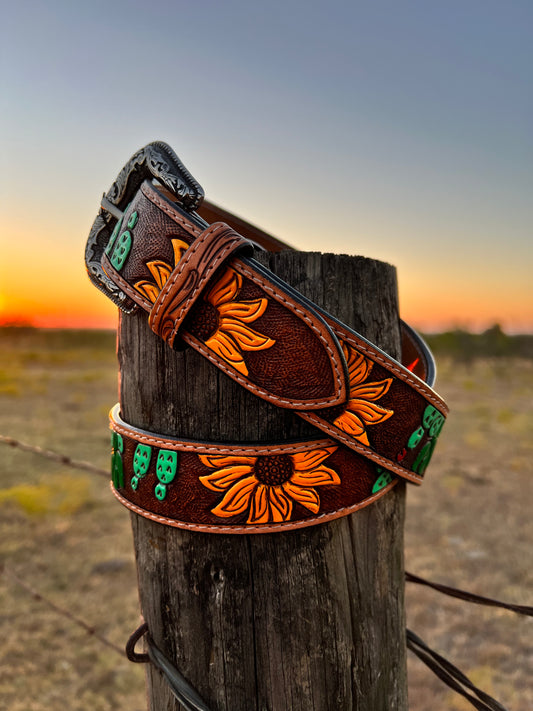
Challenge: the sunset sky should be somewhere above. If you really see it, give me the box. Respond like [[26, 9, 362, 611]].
[[1, 1, 532, 333]]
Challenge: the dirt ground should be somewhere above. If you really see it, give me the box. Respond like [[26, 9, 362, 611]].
[[0, 328, 531, 710]]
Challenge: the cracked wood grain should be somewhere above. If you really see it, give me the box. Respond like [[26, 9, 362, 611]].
[[119, 250, 407, 710]]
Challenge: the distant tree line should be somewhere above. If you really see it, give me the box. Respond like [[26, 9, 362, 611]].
[[423, 324, 533, 361], [1, 324, 532, 360]]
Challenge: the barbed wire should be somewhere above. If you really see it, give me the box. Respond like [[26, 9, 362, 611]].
[[1, 564, 125, 657], [2, 432, 531, 617], [406, 571, 532, 616], [2, 560, 210, 710], [3, 561, 519, 711], [0, 433, 108, 478], [1, 431, 530, 710]]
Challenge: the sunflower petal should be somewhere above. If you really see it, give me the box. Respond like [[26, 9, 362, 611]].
[[199, 465, 254, 492], [199, 454, 256, 468], [268, 487, 293, 522], [291, 447, 337, 471], [349, 400, 394, 426], [134, 281, 160, 303], [283, 483, 321, 513], [342, 343, 372, 386], [220, 319, 275, 351], [290, 466, 340, 487], [350, 379, 393, 401], [207, 268, 242, 307], [218, 298, 268, 323], [248, 485, 270, 524], [205, 331, 249, 375], [171, 238, 190, 266], [211, 475, 257, 518], [147, 260, 172, 289], [333, 411, 369, 445]]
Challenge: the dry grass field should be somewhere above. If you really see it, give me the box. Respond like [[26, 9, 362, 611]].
[[0, 327, 531, 710]]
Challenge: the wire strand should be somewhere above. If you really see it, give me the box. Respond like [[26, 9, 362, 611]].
[[0, 433, 108, 478], [406, 571, 532, 616], [1, 432, 529, 710], [1, 564, 125, 657]]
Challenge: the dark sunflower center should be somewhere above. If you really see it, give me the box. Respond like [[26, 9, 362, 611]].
[[187, 301, 219, 341], [254, 455, 293, 486]]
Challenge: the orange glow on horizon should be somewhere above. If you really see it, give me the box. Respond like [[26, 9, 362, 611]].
[[1, 211, 531, 334], [0, 312, 117, 330], [0, 294, 118, 330], [2, 288, 532, 334]]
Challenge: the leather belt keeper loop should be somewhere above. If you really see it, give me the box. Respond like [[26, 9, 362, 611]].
[[149, 222, 254, 347]]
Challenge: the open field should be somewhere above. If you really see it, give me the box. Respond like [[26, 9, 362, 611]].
[[0, 328, 531, 710]]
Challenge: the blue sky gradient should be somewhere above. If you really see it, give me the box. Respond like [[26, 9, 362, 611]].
[[2, 1, 532, 330]]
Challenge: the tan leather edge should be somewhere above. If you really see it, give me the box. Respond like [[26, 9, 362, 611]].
[[110, 479, 398, 535], [111, 407, 333, 455], [297, 410, 423, 485], [337, 327, 448, 416]]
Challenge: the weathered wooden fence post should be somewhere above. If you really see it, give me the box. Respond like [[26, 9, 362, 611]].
[[119, 250, 407, 710]]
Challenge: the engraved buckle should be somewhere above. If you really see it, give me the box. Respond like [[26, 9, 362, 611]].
[[85, 141, 204, 311]]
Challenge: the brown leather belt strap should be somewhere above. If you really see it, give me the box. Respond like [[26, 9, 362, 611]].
[[85, 142, 449, 531], [99, 179, 447, 485], [109, 405, 397, 533]]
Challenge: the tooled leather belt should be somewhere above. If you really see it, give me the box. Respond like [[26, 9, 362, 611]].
[[85, 142, 448, 533]]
